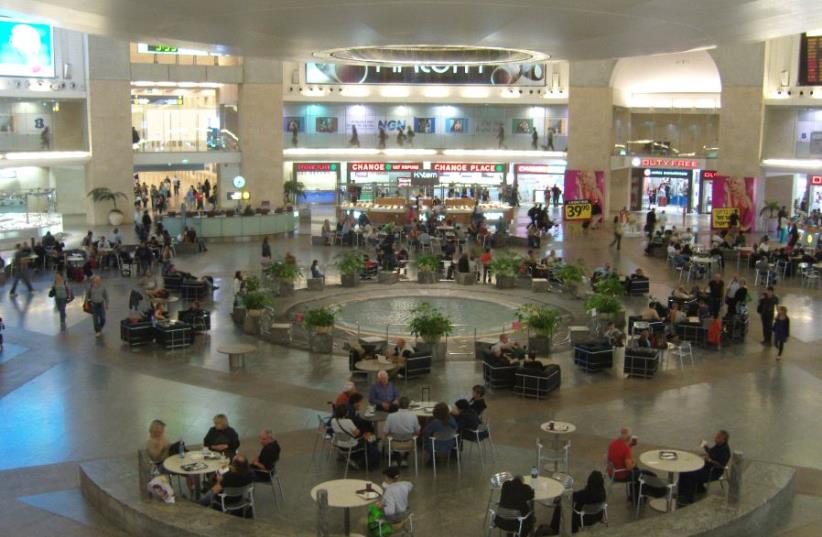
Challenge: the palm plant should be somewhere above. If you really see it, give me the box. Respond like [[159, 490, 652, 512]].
[[283, 179, 305, 204], [87, 188, 128, 211]]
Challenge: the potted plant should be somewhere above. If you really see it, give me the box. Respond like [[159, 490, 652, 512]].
[[264, 260, 302, 296], [593, 273, 625, 298], [489, 250, 521, 289], [87, 187, 128, 226], [241, 290, 272, 335], [759, 200, 780, 235], [556, 263, 585, 298], [303, 306, 337, 353], [584, 293, 626, 330], [283, 178, 305, 206], [334, 251, 365, 287], [407, 302, 454, 362], [242, 204, 255, 217], [515, 304, 561, 354], [416, 254, 440, 284]]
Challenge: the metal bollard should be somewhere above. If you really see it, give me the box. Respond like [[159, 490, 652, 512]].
[[316, 488, 329, 537], [137, 450, 151, 500], [727, 451, 744, 507], [559, 489, 574, 537]]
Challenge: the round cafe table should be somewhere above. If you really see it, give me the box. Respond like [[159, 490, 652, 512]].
[[539, 421, 576, 472], [408, 401, 437, 418], [310, 479, 384, 537], [639, 449, 704, 512], [525, 475, 566, 502], [355, 357, 399, 384], [217, 343, 257, 368], [163, 451, 228, 499]]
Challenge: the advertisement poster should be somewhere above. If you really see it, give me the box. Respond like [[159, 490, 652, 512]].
[[283, 117, 304, 133], [414, 117, 436, 134], [345, 116, 378, 134], [513, 119, 534, 134], [315, 117, 338, 133], [446, 118, 468, 134], [0, 20, 54, 77], [546, 118, 566, 135], [305, 62, 546, 86], [711, 176, 756, 231], [475, 119, 503, 136], [563, 170, 606, 220]]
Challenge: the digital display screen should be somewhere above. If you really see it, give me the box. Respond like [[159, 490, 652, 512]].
[[131, 95, 184, 105], [0, 19, 54, 78], [799, 33, 822, 86]]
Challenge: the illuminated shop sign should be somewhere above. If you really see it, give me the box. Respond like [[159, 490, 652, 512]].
[[432, 163, 506, 173], [137, 43, 222, 57], [411, 171, 440, 186], [295, 163, 338, 172], [515, 164, 564, 174], [305, 62, 545, 86], [702, 170, 718, 179], [644, 168, 692, 178], [811, 175, 822, 185], [349, 162, 422, 172], [640, 158, 700, 169], [131, 95, 184, 105]]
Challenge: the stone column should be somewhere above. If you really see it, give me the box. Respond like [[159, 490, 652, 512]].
[[727, 450, 744, 506], [711, 44, 766, 179], [567, 59, 617, 216], [239, 58, 284, 208], [85, 35, 134, 225]]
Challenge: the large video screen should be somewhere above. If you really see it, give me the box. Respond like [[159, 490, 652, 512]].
[[0, 19, 54, 78], [306, 62, 545, 86], [799, 33, 822, 86]]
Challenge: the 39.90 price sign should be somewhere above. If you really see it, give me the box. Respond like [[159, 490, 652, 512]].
[[564, 200, 592, 221]]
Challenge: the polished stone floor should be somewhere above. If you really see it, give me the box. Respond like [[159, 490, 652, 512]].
[[1, 208, 821, 536]]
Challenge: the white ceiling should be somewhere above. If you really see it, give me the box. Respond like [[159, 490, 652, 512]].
[[5, 0, 822, 61]]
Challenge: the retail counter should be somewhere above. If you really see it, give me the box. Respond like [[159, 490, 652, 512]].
[[161, 212, 299, 239], [338, 202, 514, 226]]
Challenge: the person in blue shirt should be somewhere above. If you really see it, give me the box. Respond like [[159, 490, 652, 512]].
[[368, 370, 400, 412], [421, 402, 458, 463]]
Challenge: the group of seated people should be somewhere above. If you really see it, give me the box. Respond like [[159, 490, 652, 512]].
[[329, 377, 488, 471], [144, 414, 281, 514], [179, 226, 208, 252]]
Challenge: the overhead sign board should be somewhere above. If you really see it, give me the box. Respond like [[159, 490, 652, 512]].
[[349, 162, 422, 172], [640, 158, 700, 169], [294, 163, 338, 172], [432, 163, 506, 173], [411, 171, 440, 187], [306, 62, 546, 86]]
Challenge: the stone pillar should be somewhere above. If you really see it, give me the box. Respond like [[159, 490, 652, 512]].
[[239, 58, 284, 208], [567, 60, 617, 216], [711, 44, 766, 179], [728, 450, 744, 506], [85, 35, 134, 225], [52, 101, 86, 150], [559, 488, 573, 537], [315, 488, 329, 537]]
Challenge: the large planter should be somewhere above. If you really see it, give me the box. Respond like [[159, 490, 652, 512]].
[[232, 306, 247, 325], [515, 276, 532, 289], [309, 331, 333, 353], [455, 272, 475, 285], [378, 271, 399, 284], [243, 309, 262, 335], [528, 334, 552, 355], [108, 209, 124, 226], [496, 275, 516, 289], [307, 278, 324, 291], [417, 271, 437, 284], [277, 280, 295, 297], [597, 310, 626, 330], [417, 340, 447, 362], [341, 273, 360, 288]]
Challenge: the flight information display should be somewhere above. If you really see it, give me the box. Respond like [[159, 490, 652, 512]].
[[799, 33, 822, 86]]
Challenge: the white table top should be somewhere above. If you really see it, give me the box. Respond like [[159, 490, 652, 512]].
[[526, 476, 566, 501], [408, 401, 437, 417], [217, 343, 257, 355], [359, 336, 387, 344], [355, 358, 397, 372], [540, 421, 576, 434], [152, 295, 180, 304], [639, 449, 704, 474], [691, 257, 713, 264], [163, 451, 228, 475], [310, 479, 384, 508]]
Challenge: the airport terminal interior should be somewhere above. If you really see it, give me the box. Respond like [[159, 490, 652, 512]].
[[1, 1, 822, 536]]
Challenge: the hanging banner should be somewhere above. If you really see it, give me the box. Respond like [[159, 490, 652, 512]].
[[711, 176, 756, 231], [563, 170, 606, 220]]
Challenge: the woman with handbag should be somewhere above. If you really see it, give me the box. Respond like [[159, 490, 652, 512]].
[[85, 276, 109, 337], [50, 272, 73, 328]]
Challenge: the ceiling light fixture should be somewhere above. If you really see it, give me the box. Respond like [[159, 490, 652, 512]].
[[314, 44, 548, 66], [340, 86, 370, 97]]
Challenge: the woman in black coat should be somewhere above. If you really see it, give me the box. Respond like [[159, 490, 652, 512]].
[[548, 471, 607, 533]]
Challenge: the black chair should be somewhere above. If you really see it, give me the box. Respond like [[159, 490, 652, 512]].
[[163, 273, 183, 291], [514, 364, 561, 399], [574, 339, 614, 372], [623, 347, 660, 378], [482, 358, 519, 390], [153, 321, 194, 349], [404, 352, 432, 381], [178, 309, 211, 332], [181, 280, 208, 300], [668, 296, 698, 316], [675, 321, 705, 343], [120, 319, 155, 346], [626, 277, 650, 296]]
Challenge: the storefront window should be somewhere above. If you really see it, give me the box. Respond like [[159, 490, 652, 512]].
[[283, 103, 568, 150], [0, 98, 87, 152], [612, 111, 719, 158], [131, 86, 239, 152]]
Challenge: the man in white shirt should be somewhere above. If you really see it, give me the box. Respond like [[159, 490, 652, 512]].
[[383, 397, 420, 467], [379, 466, 413, 523]]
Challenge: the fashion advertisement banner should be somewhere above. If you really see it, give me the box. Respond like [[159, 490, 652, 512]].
[[283, 117, 304, 133], [563, 170, 606, 210], [315, 117, 338, 133], [513, 118, 534, 134], [414, 117, 436, 134], [446, 118, 468, 133], [711, 176, 756, 231]]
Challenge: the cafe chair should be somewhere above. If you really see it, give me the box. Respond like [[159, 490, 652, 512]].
[[671, 341, 695, 368], [266, 467, 285, 505], [604, 460, 632, 499], [707, 457, 731, 493], [635, 474, 673, 519], [311, 414, 332, 464], [429, 431, 460, 477], [486, 505, 532, 537], [462, 421, 495, 467], [483, 472, 513, 532], [376, 511, 415, 536], [573, 502, 608, 530], [332, 435, 369, 479], [536, 438, 570, 473], [217, 484, 256, 518], [387, 435, 419, 476]]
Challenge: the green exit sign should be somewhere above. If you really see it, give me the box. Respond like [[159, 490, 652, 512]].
[[495, 165, 504, 172], [147, 44, 179, 53], [385, 164, 393, 171], [330, 164, 337, 171]]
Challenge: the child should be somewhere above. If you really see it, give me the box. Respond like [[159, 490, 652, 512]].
[[772, 306, 790, 360]]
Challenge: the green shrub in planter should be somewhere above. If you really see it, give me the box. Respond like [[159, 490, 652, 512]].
[[416, 254, 440, 273], [593, 273, 625, 297], [584, 293, 624, 315], [303, 306, 337, 333], [555, 263, 585, 286], [265, 260, 302, 283], [407, 302, 454, 343], [242, 290, 271, 311], [515, 304, 561, 337], [244, 275, 261, 293], [488, 250, 522, 278]]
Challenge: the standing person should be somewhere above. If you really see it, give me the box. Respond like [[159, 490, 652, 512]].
[[757, 286, 779, 346], [772, 306, 790, 359], [289, 120, 299, 147], [610, 216, 624, 250], [9, 243, 34, 297], [0, 316, 4, 352], [706, 273, 725, 318], [51, 272, 71, 328], [173, 176, 181, 197], [645, 208, 657, 239], [551, 184, 562, 207], [479, 248, 493, 284], [531, 127, 538, 149], [496, 124, 505, 149], [261, 236, 272, 261], [141, 210, 152, 239], [378, 126, 387, 149], [546, 127, 555, 150], [85, 275, 109, 337], [203, 179, 211, 199], [349, 125, 360, 147]]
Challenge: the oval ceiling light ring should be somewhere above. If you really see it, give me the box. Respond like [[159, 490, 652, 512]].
[[313, 44, 549, 65]]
